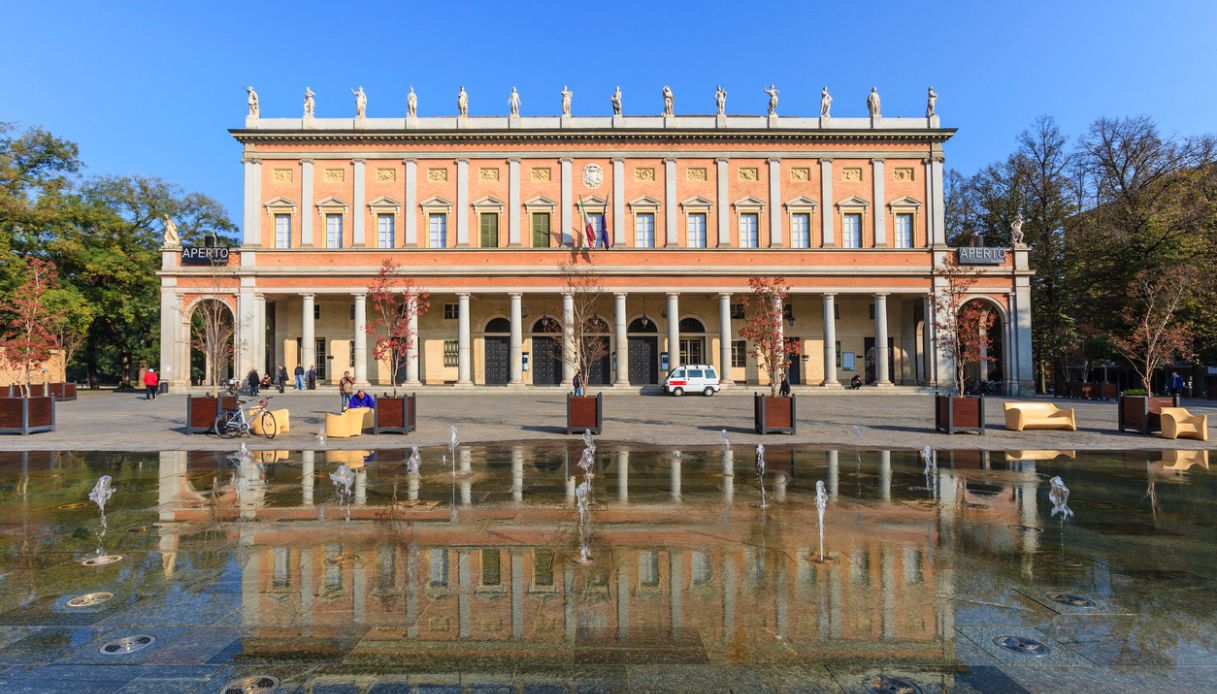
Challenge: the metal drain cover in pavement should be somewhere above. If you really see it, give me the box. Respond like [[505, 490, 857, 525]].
[[67, 592, 113, 608], [99, 634, 156, 654], [58, 502, 90, 510], [863, 674, 924, 694], [221, 675, 281, 693], [993, 635, 1050, 657], [1007, 524, 1043, 533], [1046, 592, 1095, 607], [82, 554, 123, 567]]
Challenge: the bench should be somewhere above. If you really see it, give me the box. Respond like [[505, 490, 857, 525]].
[[248, 408, 289, 437], [324, 407, 373, 438], [1160, 407, 1208, 442], [1004, 402, 1077, 432]]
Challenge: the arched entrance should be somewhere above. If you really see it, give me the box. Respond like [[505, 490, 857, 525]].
[[581, 315, 611, 386], [678, 317, 707, 366], [483, 317, 511, 385], [627, 316, 658, 385], [531, 317, 563, 385], [960, 298, 1005, 392], [189, 298, 236, 389]]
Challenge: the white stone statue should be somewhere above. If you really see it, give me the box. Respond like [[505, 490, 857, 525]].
[[508, 86, 520, 117], [715, 85, 727, 115], [867, 87, 881, 118], [407, 86, 417, 118], [820, 86, 832, 117], [162, 214, 180, 247], [244, 86, 259, 118], [303, 87, 315, 118], [610, 85, 622, 116], [1011, 212, 1025, 246], [352, 86, 367, 117], [457, 86, 468, 117], [560, 85, 572, 116], [926, 86, 937, 118], [764, 83, 779, 116], [662, 85, 674, 117]]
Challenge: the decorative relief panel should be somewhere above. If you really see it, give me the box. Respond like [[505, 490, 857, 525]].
[[375, 168, 396, 182], [479, 167, 500, 181], [634, 167, 656, 181], [582, 164, 603, 188], [841, 167, 863, 182], [738, 167, 759, 181], [531, 168, 552, 182], [686, 167, 707, 182], [894, 167, 915, 182], [427, 168, 449, 182], [790, 167, 810, 182], [271, 168, 293, 183], [324, 168, 345, 183]]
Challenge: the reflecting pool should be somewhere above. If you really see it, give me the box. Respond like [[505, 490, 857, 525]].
[[0, 445, 1215, 692]]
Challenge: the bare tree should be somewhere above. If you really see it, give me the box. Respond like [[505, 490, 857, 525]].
[[1109, 265, 1199, 394], [366, 259, 429, 396], [189, 269, 239, 397], [933, 255, 994, 395], [739, 276, 799, 397], [558, 258, 609, 390]]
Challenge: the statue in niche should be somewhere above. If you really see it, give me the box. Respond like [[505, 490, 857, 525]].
[[244, 86, 259, 118], [867, 87, 881, 118], [927, 86, 938, 118], [662, 85, 674, 116], [560, 85, 572, 116], [162, 215, 180, 247], [1011, 212, 1025, 246], [407, 86, 417, 118], [457, 86, 468, 117], [820, 86, 832, 117], [508, 86, 520, 117], [303, 87, 315, 118], [610, 85, 622, 116], [764, 83, 779, 116], [714, 85, 727, 115], [352, 86, 367, 117]]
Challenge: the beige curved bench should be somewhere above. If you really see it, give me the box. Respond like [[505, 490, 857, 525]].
[[1160, 407, 1208, 442], [324, 407, 373, 438], [1004, 402, 1076, 432], [248, 408, 289, 436]]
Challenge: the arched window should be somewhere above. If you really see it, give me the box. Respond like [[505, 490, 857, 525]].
[[679, 317, 706, 333], [585, 316, 610, 333], [532, 317, 561, 334], [484, 317, 511, 333], [628, 317, 658, 333]]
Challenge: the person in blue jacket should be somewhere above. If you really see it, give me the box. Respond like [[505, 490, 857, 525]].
[[347, 389, 375, 410]]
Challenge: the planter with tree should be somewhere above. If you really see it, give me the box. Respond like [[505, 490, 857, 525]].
[[933, 254, 995, 434], [741, 276, 801, 434], [559, 259, 608, 435], [185, 261, 240, 433], [365, 259, 428, 434], [0, 257, 63, 434]]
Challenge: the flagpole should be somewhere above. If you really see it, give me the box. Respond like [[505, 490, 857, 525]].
[[576, 195, 587, 249]]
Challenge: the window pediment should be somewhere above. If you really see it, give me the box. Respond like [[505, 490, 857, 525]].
[[681, 195, 714, 209], [367, 195, 401, 211], [472, 195, 505, 210], [420, 195, 453, 211], [580, 195, 608, 207], [264, 196, 298, 212], [316, 195, 349, 211], [523, 194, 557, 210], [835, 195, 870, 210], [887, 195, 923, 209], [784, 195, 818, 211], [629, 195, 663, 210], [732, 195, 766, 210]]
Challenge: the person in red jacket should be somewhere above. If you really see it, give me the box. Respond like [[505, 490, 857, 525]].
[[143, 368, 159, 400]]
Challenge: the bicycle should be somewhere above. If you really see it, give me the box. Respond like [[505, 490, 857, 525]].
[[213, 397, 278, 439]]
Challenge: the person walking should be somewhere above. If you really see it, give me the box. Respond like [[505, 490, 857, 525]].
[[778, 374, 791, 397], [307, 365, 317, 390], [142, 368, 159, 400], [1169, 371, 1185, 397], [246, 369, 261, 396], [276, 364, 288, 393], [573, 370, 585, 397], [294, 364, 305, 391], [339, 370, 355, 411]]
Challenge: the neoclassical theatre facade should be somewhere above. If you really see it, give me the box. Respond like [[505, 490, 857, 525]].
[[157, 88, 1033, 394]]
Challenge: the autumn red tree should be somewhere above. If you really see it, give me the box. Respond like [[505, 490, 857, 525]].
[[739, 276, 801, 397], [1110, 265, 1198, 393], [366, 259, 429, 396], [1, 257, 67, 397]]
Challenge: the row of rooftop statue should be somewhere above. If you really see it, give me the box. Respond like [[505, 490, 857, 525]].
[[244, 84, 940, 121]]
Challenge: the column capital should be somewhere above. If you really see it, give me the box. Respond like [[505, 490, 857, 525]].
[[719, 291, 732, 299], [299, 158, 314, 165], [403, 157, 417, 164], [611, 157, 626, 164], [822, 292, 837, 299], [870, 157, 886, 164], [818, 157, 833, 165], [666, 291, 680, 299], [508, 291, 522, 299], [559, 157, 573, 165], [456, 158, 469, 165], [614, 291, 629, 299], [456, 292, 471, 299], [301, 293, 315, 300], [507, 157, 521, 165], [353, 158, 366, 165], [243, 157, 262, 165], [873, 292, 889, 298], [353, 291, 367, 299], [768, 157, 782, 164], [716, 157, 730, 164], [663, 157, 678, 165]]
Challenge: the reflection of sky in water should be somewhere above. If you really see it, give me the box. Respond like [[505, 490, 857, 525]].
[[0, 446, 1214, 689]]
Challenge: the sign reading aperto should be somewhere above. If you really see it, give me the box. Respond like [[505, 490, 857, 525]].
[[180, 246, 230, 265], [958, 247, 1007, 265]]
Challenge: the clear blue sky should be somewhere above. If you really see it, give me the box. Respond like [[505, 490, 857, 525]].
[[3, 0, 1214, 221]]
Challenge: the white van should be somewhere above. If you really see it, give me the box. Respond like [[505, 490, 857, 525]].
[[663, 364, 721, 396]]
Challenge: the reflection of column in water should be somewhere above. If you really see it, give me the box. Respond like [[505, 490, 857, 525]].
[[564, 563, 576, 641], [775, 558, 788, 638], [670, 451, 682, 503], [158, 451, 186, 522], [566, 475, 576, 503], [460, 449, 472, 506], [458, 549, 470, 639], [775, 473, 787, 503], [1019, 460, 1039, 565], [617, 554, 630, 639], [408, 474, 419, 504], [616, 450, 629, 503], [299, 547, 313, 626], [937, 462, 956, 545], [879, 450, 891, 502], [460, 477, 471, 507], [881, 547, 895, 639], [352, 557, 366, 622], [827, 560, 843, 639], [827, 450, 839, 499], [355, 469, 367, 506], [405, 544, 418, 638], [511, 550, 523, 639], [511, 447, 524, 503], [722, 449, 734, 505], [670, 551, 683, 636], [240, 526, 260, 626], [723, 552, 736, 638], [302, 451, 315, 507], [158, 523, 179, 579], [460, 447, 472, 475]]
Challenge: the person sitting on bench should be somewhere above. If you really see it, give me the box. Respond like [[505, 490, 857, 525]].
[[347, 389, 375, 410]]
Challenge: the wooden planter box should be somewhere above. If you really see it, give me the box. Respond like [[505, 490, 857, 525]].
[[374, 393, 417, 434], [47, 383, 76, 401], [754, 394, 796, 435], [935, 395, 985, 434], [1118, 394, 1179, 434], [186, 394, 238, 434], [0, 396, 56, 435], [1094, 382, 1117, 401], [566, 393, 603, 435]]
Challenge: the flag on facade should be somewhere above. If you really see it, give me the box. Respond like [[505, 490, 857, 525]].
[[600, 195, 612, 248]]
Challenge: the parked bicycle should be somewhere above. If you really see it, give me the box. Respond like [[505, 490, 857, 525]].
[[213, 397, 278, 439], [964, 379, 1001, 396]]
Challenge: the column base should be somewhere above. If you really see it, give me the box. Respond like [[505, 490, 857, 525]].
[[719, 379, 735, 387], [612, 381, 633, 389], [507, 381, 526, 388], [873, 381, 894, 388], [822, 381, 842, 389], [454, 381, 473, 388]]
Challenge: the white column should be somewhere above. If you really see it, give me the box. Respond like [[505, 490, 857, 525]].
[[666, 293, 680, 371], [719, 293, 733, 386], [822, 293, 839, 386], [879, 450, 891, 502], [1015, 280, 1034, 395], [508, 159, 521, 246], [159, 289, 178, 388], [242, 158, 262, 246], [353, 292, 368, 385], [930, 155, 946, 246], [562, 292, 575, 385], [301, 294, 316, 372], [560, 158, 573, 246], [616, 449, 629, 503], [716, 158, 730, 247], [237, 289, 256, 374], [301, 450, 315, 506], [664, 158, 678, 247], [871, 158, 886, 247], [819, 158, 834, 246], [670, 452, 682, 502], [456, 293, 471, 386], [874, 293, 890, 386], [922, 294, 936, 386], [254, 293, 266, 373], [511, 447, 524, 503], [509, 293, 523, 385], [827, 450, 839, 499], [612, 158, 626, 246], [456, 159, 469, 246], [404, 159, 417, 246], [405, 293, 420, 385], [352, 159, 366, 246], [768, 158, 782, 246], [614, 293, 629, 385], [301, 160, 314, 246]]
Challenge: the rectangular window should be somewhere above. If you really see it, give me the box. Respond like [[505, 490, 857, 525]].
[[634, 212, 655, 248], [531, 212, 551, 248], [428, 213, 447, 248], [272, 546, 290, 588], [587, 212, 604, 246], [686, 212, 707, 248], [479, 212, 499, 248], [730, 303, 745, 319], [532, 549, 554, 587], [274, 214, 291, 249], [481, 549, 502, 586], [842, 213, 862, 248], [739, 213, 759, 248], [731, 340, 747, 368], [443, 303, 458, 320], [443, 340, 458, 367], [325, 214, 343, 249], [430, 549, 449, 588], [895, 213, 914, 248], [640, 550, 660, 587], [692, 551, 712, 585], [377, 213, 395, 248], [791, 212, 810, 248]]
